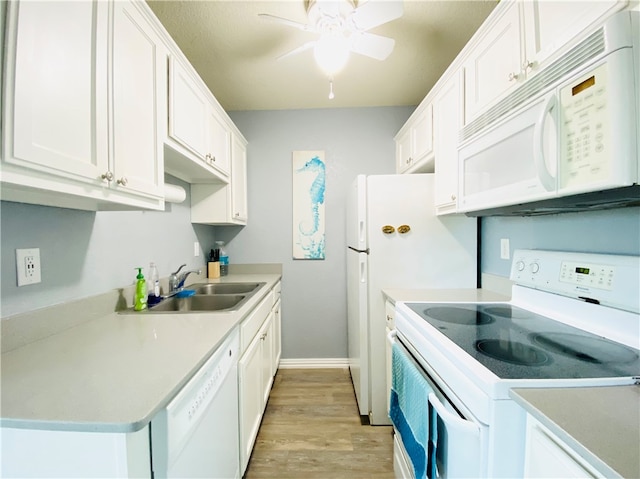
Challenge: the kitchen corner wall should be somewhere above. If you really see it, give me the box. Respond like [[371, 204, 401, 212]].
[[0, 175, 214, 317], [225, 107, 413, 360]]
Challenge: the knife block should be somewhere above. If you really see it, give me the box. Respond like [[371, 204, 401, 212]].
[[208, 262, 220, 279]]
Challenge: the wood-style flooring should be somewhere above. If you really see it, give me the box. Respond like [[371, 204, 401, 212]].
[[244, 368, 395, 479]]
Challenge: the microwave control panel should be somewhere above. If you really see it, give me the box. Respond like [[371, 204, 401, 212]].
[[560, 62, 610, 188]]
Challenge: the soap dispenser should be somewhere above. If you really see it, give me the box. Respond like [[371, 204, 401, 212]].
[[134, 267, 147, 311]]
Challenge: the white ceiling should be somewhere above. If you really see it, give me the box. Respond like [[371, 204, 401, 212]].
[[146, 0, 498, 111]]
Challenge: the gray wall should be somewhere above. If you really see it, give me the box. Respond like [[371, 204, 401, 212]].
[[3, 106, 639, 361], [225, 107, 413, 359], [481, 208, 640, 277], [0, 175, 215, 317]]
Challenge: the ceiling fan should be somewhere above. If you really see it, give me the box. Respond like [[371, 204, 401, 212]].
[[259, 0, 403, 79]]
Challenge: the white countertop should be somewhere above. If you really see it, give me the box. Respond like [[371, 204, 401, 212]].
[[511, 386, 640, 479], [0, 273, 281, 433], [382, 287, 510, 304]]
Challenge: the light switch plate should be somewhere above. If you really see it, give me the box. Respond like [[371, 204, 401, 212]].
[[500, 239, 510, 260]]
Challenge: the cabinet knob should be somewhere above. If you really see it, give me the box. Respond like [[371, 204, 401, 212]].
[[451, 194, 456, 201], [212, 156, 216, 162], [235, 212, 240, 217], [101, 171, 113, 182], [117, 177, 128, 186], [522, 59, 537, 73], [508, 71, 520, 82]]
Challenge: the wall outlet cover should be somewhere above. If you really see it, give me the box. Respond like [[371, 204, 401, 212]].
[[16, 248, 41, 286]]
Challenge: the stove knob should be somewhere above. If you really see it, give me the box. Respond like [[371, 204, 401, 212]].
[[516, 260, 525, 271], [530, 262, 540, 273]]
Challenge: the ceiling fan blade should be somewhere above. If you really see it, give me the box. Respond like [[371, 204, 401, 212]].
[[350, 0, 403, 31], [258, 13, 316, 33], [350, 32, 395, 61], [277, 41, 317, 61]]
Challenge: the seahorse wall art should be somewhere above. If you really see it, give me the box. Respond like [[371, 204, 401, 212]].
[[292, 151, 326, 260]]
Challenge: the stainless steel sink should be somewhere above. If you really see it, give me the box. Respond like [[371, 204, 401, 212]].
[[147, 294, 248, 313], [191, 282, 265, 295]]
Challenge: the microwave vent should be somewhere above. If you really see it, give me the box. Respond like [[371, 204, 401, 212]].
[[461, 28, 606, 143]]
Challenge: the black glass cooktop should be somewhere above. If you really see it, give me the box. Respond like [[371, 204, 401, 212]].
[[406, 302, 640, 380]]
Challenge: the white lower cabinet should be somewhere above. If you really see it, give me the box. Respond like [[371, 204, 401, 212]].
[[238, 282, 281, 474], [524, 415, 600, 478], [0, 425, 151, 478]]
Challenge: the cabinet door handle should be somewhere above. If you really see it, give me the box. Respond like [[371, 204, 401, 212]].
[[508, 71, 520, 82], [101, 171, 113, 182], [117, 177, 128, 186], [522, 59, 537, 73]]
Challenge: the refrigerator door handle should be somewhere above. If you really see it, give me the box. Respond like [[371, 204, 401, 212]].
[[348, 246, 370, 254], [359, 255, 367, 283]]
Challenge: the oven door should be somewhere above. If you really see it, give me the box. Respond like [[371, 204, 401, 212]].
[[388, 331, 484, 479]]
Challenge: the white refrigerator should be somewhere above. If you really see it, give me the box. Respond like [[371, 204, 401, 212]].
[[347, 174, 478, 425]]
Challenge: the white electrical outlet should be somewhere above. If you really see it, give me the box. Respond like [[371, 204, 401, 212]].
[[16, 248, 41, 286], [500, 239, 510, 260], [194, 241, 200, 257]]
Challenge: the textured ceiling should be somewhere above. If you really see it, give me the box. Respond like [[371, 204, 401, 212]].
[[146, 0, 498, 111]]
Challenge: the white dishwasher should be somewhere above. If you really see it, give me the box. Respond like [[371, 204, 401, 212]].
[[151, 328, 240, 479]]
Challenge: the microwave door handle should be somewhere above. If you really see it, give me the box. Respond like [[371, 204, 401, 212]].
[[533, 93, 558, 192]]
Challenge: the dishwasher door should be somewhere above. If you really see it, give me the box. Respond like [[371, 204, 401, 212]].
[[152, 329, 240, 479]]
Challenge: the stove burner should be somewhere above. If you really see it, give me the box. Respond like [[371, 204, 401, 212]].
[[531, 333, 640, 364], [476, 340, 549, 366], [482, 306, 532, 319], [424, 307, 494, 325]]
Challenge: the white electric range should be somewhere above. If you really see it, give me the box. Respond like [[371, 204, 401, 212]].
[[392, 249, 640, 478]]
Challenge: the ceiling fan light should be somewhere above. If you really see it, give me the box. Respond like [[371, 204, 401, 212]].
[[314, 34, 350, 76]]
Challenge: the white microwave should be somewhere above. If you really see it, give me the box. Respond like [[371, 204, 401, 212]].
[[458, 11, 639, 215]]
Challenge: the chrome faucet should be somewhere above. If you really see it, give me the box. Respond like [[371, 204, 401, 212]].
[[169, 264, 202, 293]]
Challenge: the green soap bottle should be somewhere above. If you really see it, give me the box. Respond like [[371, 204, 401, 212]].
[[134, 267, 148, 311]]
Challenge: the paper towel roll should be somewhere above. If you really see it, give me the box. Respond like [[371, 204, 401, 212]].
[[164, 183, 186, 203]]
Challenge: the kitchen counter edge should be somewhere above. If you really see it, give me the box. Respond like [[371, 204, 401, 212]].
[[0, 272, 282, 434]]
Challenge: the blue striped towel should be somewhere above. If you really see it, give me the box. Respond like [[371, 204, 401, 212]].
[[389, 342, 432, 479]]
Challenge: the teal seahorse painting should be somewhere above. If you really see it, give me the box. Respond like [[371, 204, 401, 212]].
[[292, 151, 326, 260]]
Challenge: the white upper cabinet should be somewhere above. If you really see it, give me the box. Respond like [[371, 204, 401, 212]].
[[111, 0, 166, 200], [521, 0, 625, 81], [1, 0, 165, 211], [433, 73, 463, 214], [190, 131, 248, 225], [462, 2, 523, 124], [395, 103, 434, 174], [463, 0, 626, 125], [165, 56, 231, 183], [230, 134, 248, 223]]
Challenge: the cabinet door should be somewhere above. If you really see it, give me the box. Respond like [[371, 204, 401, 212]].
[[272, 298, 282, 369], [260, 313, 275, 406], [522, 0, 624, 78], [208, 110, 231, 176], [463, 1, 523, 123], [413, 104, 433, 161], [395, 128, 413, 173], [434, 73, 463, 213], [169, 59, 208, 160], [238, 334, 263, 473], [111, 0, 164, 199], [231, 134, 248, 222], [8, 0, 109, 183]]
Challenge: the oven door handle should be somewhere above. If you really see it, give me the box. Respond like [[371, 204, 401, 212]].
[[428, 392, 480, 437], [386, 328, 397, 346]]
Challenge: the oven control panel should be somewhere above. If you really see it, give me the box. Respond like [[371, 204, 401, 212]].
[[510, 249, 640, 312], [559, 260, 614, 291]]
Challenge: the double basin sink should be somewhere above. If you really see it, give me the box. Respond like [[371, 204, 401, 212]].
[[126, 282, 265, 314]]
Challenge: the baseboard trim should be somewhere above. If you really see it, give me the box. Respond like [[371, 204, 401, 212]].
[[278, 358, 349, 369]]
